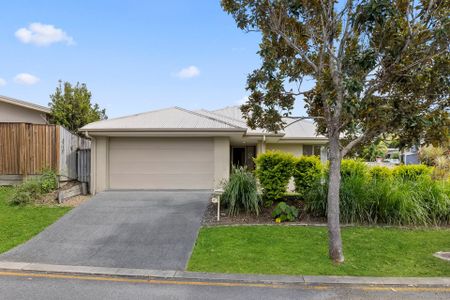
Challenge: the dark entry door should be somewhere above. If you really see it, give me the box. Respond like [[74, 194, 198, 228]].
[[231, 146, 256, 170]]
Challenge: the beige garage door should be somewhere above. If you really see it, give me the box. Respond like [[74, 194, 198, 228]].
[[108, 137, 214, 190]]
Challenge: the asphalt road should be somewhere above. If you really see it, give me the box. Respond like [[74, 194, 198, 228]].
[[0, 271, 449, 300], [0, 191, 209, 270]]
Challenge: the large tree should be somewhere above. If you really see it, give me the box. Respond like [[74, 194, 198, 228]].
[[49, 81, 107, 133], [222, 0, 449, 262]]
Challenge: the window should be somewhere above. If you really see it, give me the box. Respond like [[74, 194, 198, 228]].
[[303, 145, 321, 156]]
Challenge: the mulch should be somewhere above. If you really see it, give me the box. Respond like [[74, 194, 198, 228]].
[[202, 198, 326, 226]]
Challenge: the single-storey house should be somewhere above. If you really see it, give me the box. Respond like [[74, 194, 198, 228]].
[[0, 95, 50, 124], [81, 106, 328, 194]]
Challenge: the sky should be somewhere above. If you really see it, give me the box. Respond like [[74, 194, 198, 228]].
[[0, 0, 308, 118]]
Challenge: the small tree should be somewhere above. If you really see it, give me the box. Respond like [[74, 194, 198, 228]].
[[222, 0, 449, 262], [49, 81, 107, 133]]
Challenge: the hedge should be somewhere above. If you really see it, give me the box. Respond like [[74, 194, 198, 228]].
[[293, 156, 323, 197], [254, 151, 295, 203]]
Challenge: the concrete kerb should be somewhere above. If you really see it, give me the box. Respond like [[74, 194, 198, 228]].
[[0, 261, 449, 287]]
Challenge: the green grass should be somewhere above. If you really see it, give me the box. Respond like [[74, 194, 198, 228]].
[[0, 187, 71, 254], [188, 225, 450, 277]]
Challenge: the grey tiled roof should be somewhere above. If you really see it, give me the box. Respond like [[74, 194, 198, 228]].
[[81, 105, 326, 140], [81, 107, 244, 131]]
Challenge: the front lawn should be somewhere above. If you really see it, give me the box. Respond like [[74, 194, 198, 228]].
[[188, 225, 450, 277], [0, 187, 71, 254]]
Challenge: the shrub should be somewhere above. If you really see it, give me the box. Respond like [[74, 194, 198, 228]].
[[393, 164, 432, 180], [221, 167, 261, 216], [8, 169, 59, 206], [9, 179, 43, 205], [254, 151, 295, 204], [293, 156, 323, 198], [40, 169, 58, 193], [419, 145, 446, 166], [419, 145, 449, 180], [304, 170, 450, 225], [272, 202, 299, 222], [433, 156, 450, 180], [369, 166, 393, 180], [340, 159, 368, 178]]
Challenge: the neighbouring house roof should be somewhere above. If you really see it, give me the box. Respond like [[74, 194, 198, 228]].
[[0, 95, 51, 114], [81, 105, 326, 140]]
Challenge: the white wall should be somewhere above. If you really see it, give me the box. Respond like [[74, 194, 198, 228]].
[[266, 143, 303, 156], [214, 137, 230, 189], [0, 102, 48, 124]]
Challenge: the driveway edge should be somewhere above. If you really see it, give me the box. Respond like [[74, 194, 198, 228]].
[[0, 261, 449, 287]]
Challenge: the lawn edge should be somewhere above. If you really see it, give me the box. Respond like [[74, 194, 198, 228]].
[[0, 261, 449, 287]]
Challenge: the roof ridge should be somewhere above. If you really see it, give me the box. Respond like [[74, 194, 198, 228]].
[[210, 106, 248, 123], [197, 109, 248, 126], [283, 117, 314, 128], [92, 106, 179, 124], [174, 107, 244, 129]]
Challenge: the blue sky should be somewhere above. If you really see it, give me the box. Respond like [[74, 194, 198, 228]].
[[1, 0, 307, 118]]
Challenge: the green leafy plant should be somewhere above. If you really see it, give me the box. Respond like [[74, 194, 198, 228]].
[[304, 171, 450, 226], [362, 141, 388, 161], [293, 156, 323, 198], [340, 159, 369, 178], [272, 202, 299, 222], [369, 166, 393, 180], [393, 165, 432, 181], [49, 80, 107, 133], [40, 169, 58, 193], [8, 170, 59, 206], [222, 167, 261, 216], [254, 151, 295, 205]]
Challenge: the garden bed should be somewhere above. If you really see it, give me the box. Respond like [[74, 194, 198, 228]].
[[202, 199, 325, 226], [35, 181, 82, 205]]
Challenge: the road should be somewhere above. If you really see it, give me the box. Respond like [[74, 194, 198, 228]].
[[0, 271, 449, 299]]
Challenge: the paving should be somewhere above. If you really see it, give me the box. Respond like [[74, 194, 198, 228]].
[[0, 191, 210, 270]]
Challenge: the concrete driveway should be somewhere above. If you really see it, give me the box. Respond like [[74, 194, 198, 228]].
[[0, 191, 210, 270]]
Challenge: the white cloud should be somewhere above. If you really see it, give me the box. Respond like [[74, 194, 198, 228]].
[[175, 65, 200, 79], [15, 23, 74, 46], [0, 78, 6, 87], [14, 73, 40, 85]]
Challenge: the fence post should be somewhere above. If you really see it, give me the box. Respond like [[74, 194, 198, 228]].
[[19, 123, 28, 176], [55, 125, 60, 176]]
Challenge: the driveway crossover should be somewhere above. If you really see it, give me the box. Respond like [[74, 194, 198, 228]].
[[0, 191, 210, 270]]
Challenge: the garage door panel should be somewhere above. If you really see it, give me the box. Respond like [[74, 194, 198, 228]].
[[108, 138, 214, 190], [110, 161, 213, 174], [109, 149, 214, 162], [109, 173, 213, 190], [110, 138, 211, 150]]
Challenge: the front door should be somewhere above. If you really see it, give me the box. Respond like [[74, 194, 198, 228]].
[[231, 146, 256, 170]]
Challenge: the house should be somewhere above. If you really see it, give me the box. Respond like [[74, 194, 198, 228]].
[[0, 95, 90, 185], [81, 106, 328, 194], [0, 95, 50, 124]]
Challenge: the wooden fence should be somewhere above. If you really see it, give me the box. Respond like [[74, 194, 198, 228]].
[[0, 123, 90, 182]]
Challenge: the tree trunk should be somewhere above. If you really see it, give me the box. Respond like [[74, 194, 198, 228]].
[[327, 135, 344, 263]]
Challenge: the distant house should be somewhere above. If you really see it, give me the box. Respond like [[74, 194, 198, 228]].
[[81, 106, 328, 194], [0, 95, 50, 124], [402, 146, 420, 165], [0, 95, 90, 185]]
